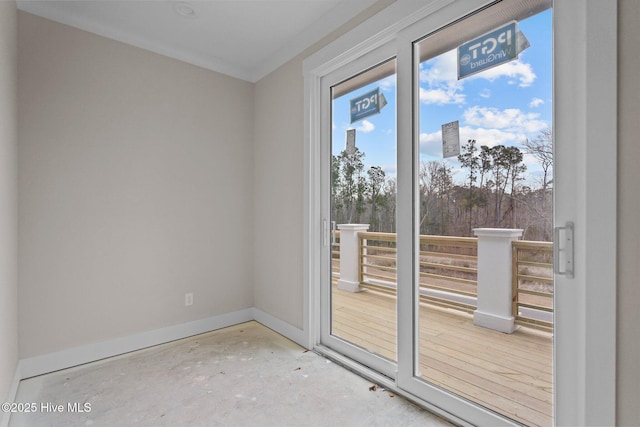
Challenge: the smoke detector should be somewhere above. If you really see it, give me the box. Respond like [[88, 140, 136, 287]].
[[173, 2, 197, 19]]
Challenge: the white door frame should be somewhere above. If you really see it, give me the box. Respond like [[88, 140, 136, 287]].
[[552, 1, 617, 425], [303, 1, 616, 425]]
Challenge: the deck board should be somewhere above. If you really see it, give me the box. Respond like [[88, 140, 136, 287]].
[[331, 285, 553, 427]]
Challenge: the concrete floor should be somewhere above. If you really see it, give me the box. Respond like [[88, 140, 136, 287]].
[[10, 321, 454, 427]]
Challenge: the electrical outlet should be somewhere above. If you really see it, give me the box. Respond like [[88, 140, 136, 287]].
[[185, 293, 193, 306]]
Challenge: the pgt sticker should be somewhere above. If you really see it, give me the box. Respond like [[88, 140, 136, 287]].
[[349, 87, 387, 124], [458, 22, 518, 80]]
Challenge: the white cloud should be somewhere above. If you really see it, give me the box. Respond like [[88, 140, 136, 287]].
[[420, 49, 536, 88], [468, 59, 536, 87], [529, 97, 544, 108], [419, 87, 466, 105], [419, 51, 465, 105], [381, 164, 397, 176], [419, 131, 444, 157], [523, 152, 540, 166], [460, 127, 519, 147], [419, 50, 537, 109], [419, 126, 520, 157], [463, 106, 547, 134], [379, 75, 396, 92], [420, 50, 458, 86], [479, 88, 491, 98], [352, 120, 375, 133]]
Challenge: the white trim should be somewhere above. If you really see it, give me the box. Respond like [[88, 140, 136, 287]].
[[17, 0, 380, 83], [7, 308, 307, 403], [0, 365, 21, 427], [1, 310, 305, 424], [395, 25, 416, 393], [19, 309, 253, 379], [16, 1, 254, 82], [303, 68, 322, 351], [303, 0, 453, 77], [314, 345, 473, 427], [251, 308, 306, 349], [582, 1, 617, 422], [553, 1, 617, 425]]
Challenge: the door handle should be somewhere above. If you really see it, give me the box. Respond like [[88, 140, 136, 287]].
[[554, 221, 574, 278], [322, 219, 328, 247]]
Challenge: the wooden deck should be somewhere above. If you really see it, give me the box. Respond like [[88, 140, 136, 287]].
[[332, 285, 553, 427]]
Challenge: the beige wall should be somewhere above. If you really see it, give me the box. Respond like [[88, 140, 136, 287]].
[[0, 1, 18, 405], [252, 0, 395, 330], [617, 1, 640, 425], [18, 12, 254, 358], [253, 59, 304, 328]]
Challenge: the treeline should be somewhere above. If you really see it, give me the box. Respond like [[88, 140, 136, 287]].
[[331, 129, 553, 241]]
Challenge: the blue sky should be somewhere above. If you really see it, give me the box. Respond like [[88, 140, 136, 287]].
[[332, 9, 552, 186]]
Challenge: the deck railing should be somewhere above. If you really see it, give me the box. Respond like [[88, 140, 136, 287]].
[[331, 231, 340, 285], [418, 234, 478, 313], [333, 225, 554, 332], [358, 232, 478, 314], [512, 240, 554, 332]]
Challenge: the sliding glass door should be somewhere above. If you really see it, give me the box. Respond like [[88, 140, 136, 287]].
[[318, 1, 560, 425]]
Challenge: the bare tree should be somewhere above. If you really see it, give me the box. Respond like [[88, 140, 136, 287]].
[[335, 148, 365, 223], [522, 128, 553, 193], [522, 128, 553, 239], [458, 139, 479, 234]]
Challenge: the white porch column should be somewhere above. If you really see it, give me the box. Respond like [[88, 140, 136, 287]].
[[337, 224, 369, 292], [473, 228, 523, 333]]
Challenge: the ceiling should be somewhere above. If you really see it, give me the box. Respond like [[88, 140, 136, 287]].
[[16, 0, 380, 82]]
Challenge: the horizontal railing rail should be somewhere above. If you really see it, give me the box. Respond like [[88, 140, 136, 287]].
[[512, 240, 554, 332], [358, 232, 397, 289], [358, 232, 479, 314], [331, 231, 340, 284], [418, 234, 478, 313]]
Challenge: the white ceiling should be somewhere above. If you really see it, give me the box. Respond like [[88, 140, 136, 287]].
[[16, 0, 380, 82]]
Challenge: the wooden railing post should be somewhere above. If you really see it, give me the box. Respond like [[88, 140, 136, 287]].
[[473, 228, 523, 333], [337, 224, 370, 292]]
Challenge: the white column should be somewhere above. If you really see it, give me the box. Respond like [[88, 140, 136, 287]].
[[473, 228, 523, 333], [337, 224, 369, 292]]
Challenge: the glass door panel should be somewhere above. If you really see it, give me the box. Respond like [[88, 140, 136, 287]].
[[414, 2, 553, 426], [329, 59, 398, 363]]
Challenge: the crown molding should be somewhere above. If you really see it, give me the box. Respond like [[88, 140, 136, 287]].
[[18, 0, 380, 83]]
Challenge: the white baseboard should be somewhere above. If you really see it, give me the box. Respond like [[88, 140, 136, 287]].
[[7, 307, 309, 420], [0, 307, 308, 427], [19, 308, 254, 380], [252, 308, 307, 349], [1, 363, 21, 427]]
